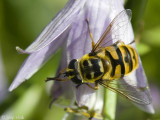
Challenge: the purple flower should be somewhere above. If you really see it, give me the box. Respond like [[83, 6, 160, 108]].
[[9, 0, 154, 115]]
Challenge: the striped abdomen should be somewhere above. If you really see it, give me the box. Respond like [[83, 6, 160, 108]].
[[98, 44, 139, 80]]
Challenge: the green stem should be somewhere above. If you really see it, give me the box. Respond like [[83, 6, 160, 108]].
[[125, 0, 148, 33], [103, 89, 117, 120]]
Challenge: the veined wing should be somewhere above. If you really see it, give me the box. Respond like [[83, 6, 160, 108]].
[[98, 78, 151, 105], [91, 9, 132, 53]]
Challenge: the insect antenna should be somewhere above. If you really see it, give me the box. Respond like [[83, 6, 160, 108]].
[[46, 77, 69, 82], [128, 40, 135, 45]]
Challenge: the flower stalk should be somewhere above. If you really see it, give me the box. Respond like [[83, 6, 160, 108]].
[[103, 89, 117, 120]]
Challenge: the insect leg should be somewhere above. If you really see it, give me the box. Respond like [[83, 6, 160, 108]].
[[128, 40, 135, 45], [65, 107, 91, 118], [74, 102, 89, 110], [85, 19, 95, 49], [65, 103, 103, 119], [45, 68, 69, 82], [85, 82, 99, 90], [56, 68, 67, 77]]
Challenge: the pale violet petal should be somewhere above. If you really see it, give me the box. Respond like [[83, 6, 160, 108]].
[[134, 103, 155, 114], [23, 0, 87, 53], [51, 81, 74, 100], [79, 86, 104, 119], [51, 44, 74, 101], [9, 29, 70, 91], [92, 86, 104, 114], [120, 0, 125, 5], [75, 84, 95, 106], [135, 57, 149, 87], [134, 58, 154, 113]]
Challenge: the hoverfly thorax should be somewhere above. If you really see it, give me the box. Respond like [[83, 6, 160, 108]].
[[79, 54, 105, 83]]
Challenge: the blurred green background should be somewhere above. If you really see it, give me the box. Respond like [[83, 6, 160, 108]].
[[0, 0, 160, 120]]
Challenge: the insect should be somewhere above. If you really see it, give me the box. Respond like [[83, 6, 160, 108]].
[[46, 9, 151, 105]]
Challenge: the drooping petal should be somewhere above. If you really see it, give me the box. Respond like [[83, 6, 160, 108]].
[[84, 86, 104, 119], [120, 0, 125, 5], [50, 43, 74, 104], [20, 0, 87, 53], [92, 86, 104, 114], [134, 60, 154, 113], [75, 84, 95, 106], [9, 0, 87, 90], [9, 29, 70, 91], [134, 102, 154, 114], [66, 0, 126, 106], [123, 44, 154, 113]]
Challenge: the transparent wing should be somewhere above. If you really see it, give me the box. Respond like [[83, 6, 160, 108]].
[[98, 78, 151, 105], [92, 9, 132, 53]]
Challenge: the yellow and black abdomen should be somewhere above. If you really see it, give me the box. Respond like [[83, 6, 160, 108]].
[[97, 44, 139, 80], [119, 45, 139, 75]]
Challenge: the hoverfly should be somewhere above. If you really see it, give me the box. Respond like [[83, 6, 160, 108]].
[[46, 9, 151, 106]]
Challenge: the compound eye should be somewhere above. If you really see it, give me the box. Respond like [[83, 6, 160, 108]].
[[83, 60, 89, 67], [68, 59, 77, 69], [74, 61, 79, 70]]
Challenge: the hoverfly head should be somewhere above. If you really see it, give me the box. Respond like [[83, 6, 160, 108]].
[[66, 59, 82, 85]]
